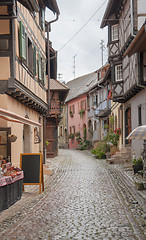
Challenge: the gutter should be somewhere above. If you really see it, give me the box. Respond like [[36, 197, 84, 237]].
[[130, 0, 136, 37]]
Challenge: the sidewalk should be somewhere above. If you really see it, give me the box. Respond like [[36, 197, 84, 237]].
[[86, 149, 146, 212]]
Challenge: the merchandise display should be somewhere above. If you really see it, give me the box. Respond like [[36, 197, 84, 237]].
[[0, 156, 24, 212]]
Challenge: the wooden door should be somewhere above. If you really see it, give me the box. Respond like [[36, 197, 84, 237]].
[[46, 118, 58, 158], [125, 107, 131, 145]]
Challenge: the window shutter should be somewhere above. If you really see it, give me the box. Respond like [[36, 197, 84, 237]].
[[41, 9, 45, 31], [38, 53, 42, 80], [33, 46, 36, 75], [43, 60, 46, 86], [19, 21, 26, 60]]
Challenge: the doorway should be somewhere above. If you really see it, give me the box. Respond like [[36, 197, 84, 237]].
[[125, 107, 131, 145]]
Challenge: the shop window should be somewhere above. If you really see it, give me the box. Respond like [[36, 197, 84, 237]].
[[111, 24, 119, 41], [115, 64, 123, 81], [0, 128, 11, 161], [0, 39, 9, 51]]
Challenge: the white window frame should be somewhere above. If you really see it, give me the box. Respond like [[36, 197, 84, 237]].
[[111, 24, 119, 41], [115, 64, 123, 81]]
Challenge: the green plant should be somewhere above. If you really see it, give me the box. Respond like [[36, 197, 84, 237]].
[[133, 157, 143, 166], [45, 141, 50, 146], [91, 142, 106, 159], [79, 109, 85, 118], [68, 133, 74, 139], [69, 110, 73, 117], [75, 132, 80, 137]]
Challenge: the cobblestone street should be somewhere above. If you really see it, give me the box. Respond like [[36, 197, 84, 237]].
[[0, 149, 146, 240]]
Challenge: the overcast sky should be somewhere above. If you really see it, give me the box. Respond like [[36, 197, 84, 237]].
[[46, 0, 108, 83]]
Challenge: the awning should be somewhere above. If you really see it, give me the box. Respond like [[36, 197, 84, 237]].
[[124, 23, 146, 57], [0, 108, 41, 127]]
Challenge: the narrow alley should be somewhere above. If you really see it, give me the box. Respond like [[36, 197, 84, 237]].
[[0, 149, 146, 240]]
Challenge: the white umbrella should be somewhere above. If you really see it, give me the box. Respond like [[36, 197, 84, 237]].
[[127, 125, 146, 189], [126, 125, 146, 140]]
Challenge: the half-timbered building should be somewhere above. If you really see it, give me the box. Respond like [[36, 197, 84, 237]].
[[0, 0, 59, 166], [101, 0, 146, 158]]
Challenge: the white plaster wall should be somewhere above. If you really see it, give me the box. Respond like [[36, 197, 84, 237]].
[[129, 89, 146, 158]]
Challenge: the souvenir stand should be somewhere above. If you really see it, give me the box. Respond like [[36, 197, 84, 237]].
[[0, 159, 24, 212]]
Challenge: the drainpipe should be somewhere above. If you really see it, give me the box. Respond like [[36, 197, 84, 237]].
[[46, 13, 59, 114], [130, 0, 136, 37]]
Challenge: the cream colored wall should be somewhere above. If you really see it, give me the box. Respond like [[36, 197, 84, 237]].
[[0, 95, 43, 167], [0, 19, 10, 80], [15, 3, 47, 103], [0, 57, 10, 80]]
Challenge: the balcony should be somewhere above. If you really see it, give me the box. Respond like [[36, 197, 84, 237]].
[[50, 100, 60, 116], [94, 100, 111, 118]]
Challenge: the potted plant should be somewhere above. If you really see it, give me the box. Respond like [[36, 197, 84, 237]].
[[79, 109, 85, 118], [69, 110, 73, 117], [133, 157, 143, 174]]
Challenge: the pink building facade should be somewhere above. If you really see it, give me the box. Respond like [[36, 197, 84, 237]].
[[68, 94, 88, 149]]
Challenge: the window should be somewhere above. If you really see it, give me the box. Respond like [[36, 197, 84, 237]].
[[69, 104, 75, 114], [0, 128, 11, 161], [94, 121, 97, 131], [111, 24, 119, 41], [98, 71, 101, 80], [0, 39, 9, 51], [28, 38, 33, 72], [81, 100, 86, 110], [115, 65, 123, 81], [39, 8, 45, 31], [138, 105, 142, 126]]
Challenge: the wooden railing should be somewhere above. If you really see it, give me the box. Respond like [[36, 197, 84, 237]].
[[50, 100, 60, 115]]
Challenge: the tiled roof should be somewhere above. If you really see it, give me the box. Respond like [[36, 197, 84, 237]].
[[65, 72, 98, 102], [50, 79, 69, 91]]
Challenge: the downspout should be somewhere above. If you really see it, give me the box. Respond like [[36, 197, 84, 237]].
[[130, 0, 136, 37], [44, 13, 59, 163], [46, 13, 59, 114]]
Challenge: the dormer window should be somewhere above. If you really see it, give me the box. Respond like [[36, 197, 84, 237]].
[[115, 64, 123, 81], [111, 24, 119, 41]]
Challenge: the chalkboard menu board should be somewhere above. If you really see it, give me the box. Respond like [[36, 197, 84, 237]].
[[20, 153, 44, 194]]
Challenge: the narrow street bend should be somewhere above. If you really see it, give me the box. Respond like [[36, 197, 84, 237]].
[[0, 149, 146, 240]]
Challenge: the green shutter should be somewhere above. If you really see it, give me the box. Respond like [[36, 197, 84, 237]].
[[43, 60, 46, 86], [41, 9, 45, 31], [19, 21, 26, 60], [33, 46, 36, 75], [38, 53, 42, 80]]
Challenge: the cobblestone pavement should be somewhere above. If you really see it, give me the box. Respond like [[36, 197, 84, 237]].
[[0, 149, 146, 240]]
